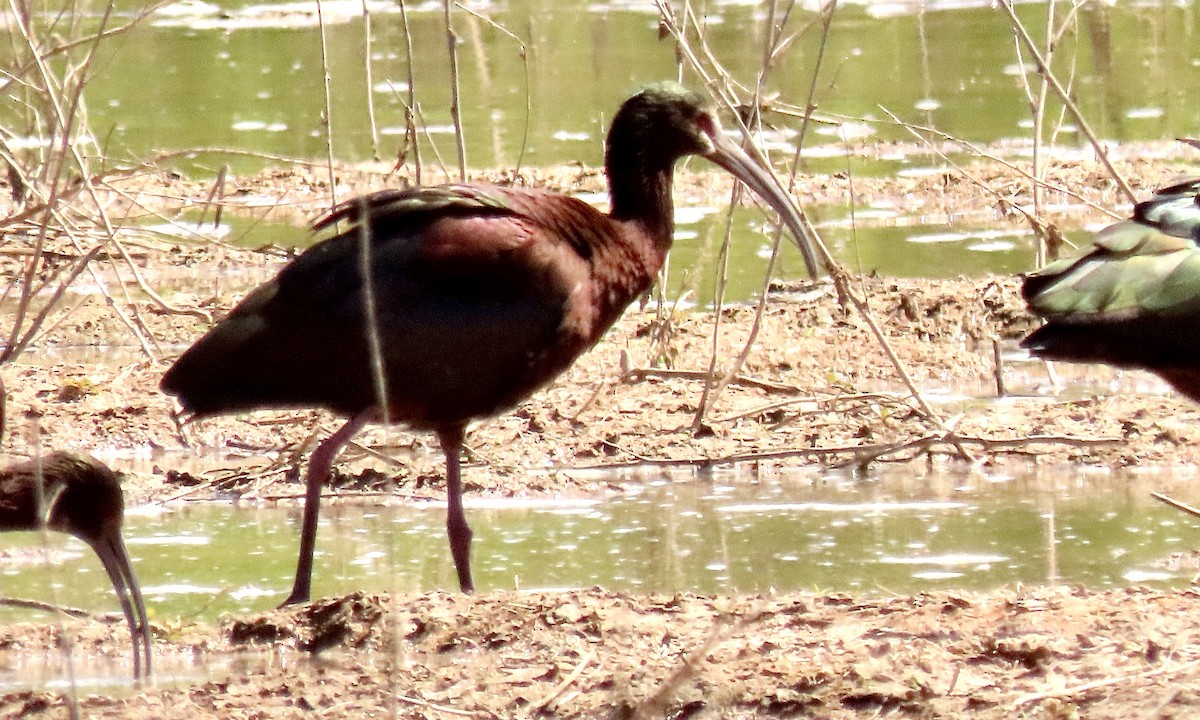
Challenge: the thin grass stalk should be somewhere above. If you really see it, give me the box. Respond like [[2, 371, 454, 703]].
[[6, 4, 162, 76], [397, 0, 421, 184], [657, 2, 971, 461], [692, 0, 787, 428], [654, 3, 835, 269], [25, 425, 81, 720], [999, 0, 1134, 204], [6, 0, 73, 345], [413, 104, 452, 179], [3, 0, 115, 360], [14, 294, 89, 350], [11, 0, 172, 362], [4, 92, 191, 364], [0, 243, 104, 362], [1017, 0, 1073, 266], [454, 2, 531, 172], [789, 0, 835, 185], [315, 0, 339, 209], [690, 187, 738, 432], [647, 0, 692, 366], [1029, 0, 1055, 266], [838, 143, 867, 284], [65, 222, 164, 359], [1043, 493, 1059, 583], [358, 198, 390, 428], [831, 261, 978, 464], [696, 0, 836, 424], [916, 5, 931, 132], [361, 0, 381, 160], [195, 164, 229, 230], [462, 16, 499, 164], [31, 200, 160, 360], [65, 168, 197, 353], [874, 109, 1118, 220], [1024, 0, 1084, 265], [3, 2, 23, 61], [444, 0, 467, 181], [651, 259, 671, 366]]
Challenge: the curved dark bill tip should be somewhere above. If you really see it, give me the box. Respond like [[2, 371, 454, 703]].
[[93, 535, 152, 681], [705, 132, 827, 280]]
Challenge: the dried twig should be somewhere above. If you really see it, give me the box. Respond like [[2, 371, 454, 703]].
[[998, 0, 1134, 205], [454, 2, 530, 173], [1, 0, 208, 366], [532, 650, 597, 713], [1151, 492, 1200, 520], [576, 432, 1120, 472], [360, 0, 380, 160], [0, 597, 110, 620], [709, 391, 911, 425], [1013, 657, 1200, 708], [624, 366, 805, 395], [444, 0, 467, 181], [395, 692, 495, 718], [631, 617, 727, 720], [315, 0, 339, 210], [394, 0, 421, 183], [876, 105, 1119, 236], [652, 1, 977, 463]]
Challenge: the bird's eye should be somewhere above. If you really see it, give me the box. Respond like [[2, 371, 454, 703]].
[[694, 111, 719, 139]]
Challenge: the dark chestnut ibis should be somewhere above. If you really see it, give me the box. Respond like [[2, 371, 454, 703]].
[[160, 81, 825, 605], [1022, 177, 1200, 400], [0, 451, 153, 679]]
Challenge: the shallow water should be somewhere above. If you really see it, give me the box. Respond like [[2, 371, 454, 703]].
[[0, 649, 275, 695], [56, 0, 1200, 173], [1, 462, 1195, 628]]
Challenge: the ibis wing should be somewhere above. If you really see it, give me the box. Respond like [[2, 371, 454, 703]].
[[162, 186, 602, 425], [1022, 221, 1200, 320], [1132, 177, 1200, 236], [1021, 185, 1200, 383]]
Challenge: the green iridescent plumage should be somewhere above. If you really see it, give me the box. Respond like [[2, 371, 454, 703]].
[[1025, 219, 1200, 317], [1021, 178, 1200, 401], [313, 185, 516, 231]]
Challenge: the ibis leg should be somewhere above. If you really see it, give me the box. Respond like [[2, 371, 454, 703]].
[[281, 411, 372, 607], [438, 424, 474, 594]]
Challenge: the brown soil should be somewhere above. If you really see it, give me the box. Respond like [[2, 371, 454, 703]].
[[3, 149, 1200, 718]]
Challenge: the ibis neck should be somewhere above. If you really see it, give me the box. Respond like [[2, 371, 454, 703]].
[[605, 147, 677, 253]]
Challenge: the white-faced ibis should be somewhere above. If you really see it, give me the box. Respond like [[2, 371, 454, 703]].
[[0, 450, 153, 679], [1022, 177, 1200, 400], [160, 81, 824, 605]]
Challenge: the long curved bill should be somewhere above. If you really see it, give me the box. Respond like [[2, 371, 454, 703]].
[[705, 132, 827, 280], [91, 534, 152, 682]]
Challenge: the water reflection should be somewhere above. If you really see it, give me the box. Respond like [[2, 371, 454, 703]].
[[0, 464, 1195, 625], [0, 645, 280, 694]]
